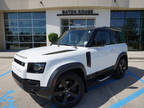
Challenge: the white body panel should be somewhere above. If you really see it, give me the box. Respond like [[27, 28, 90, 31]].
[[12, 43, 127, 87]]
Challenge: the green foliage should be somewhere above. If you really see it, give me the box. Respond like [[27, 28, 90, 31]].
[[48, 33, 58, 43]]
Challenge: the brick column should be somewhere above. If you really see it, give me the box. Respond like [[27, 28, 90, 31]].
[[0, 12, 5, 50]]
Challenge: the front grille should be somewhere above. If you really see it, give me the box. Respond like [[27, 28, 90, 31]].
[[14, 58, 25, 66]]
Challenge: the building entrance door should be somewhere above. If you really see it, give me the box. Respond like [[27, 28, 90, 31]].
[[61, 19, 95, 34]]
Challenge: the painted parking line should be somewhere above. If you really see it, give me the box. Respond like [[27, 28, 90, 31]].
[[109, 71, 144, 108], [1, 70, 141, 108], [0, 70, 11, 78], [109, 88, 144, 108]]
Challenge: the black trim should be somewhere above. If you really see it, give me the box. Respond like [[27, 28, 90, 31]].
[[47, 62, 87, 88], [114, 52, 128, 70], [86, 27, 123, 47], [12, 72, 53, 100], [87, 66, 114, 80], [43, 50, 75, 55], [57, 13, 99, 16], [86, 52, 91, 67], [14, 58, 25, 67]]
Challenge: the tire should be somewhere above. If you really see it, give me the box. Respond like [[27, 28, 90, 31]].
[[113, 58, 127, 79], [52, 72, 85, 108]]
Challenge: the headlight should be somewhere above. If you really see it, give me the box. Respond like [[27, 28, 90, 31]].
[[27, 63, 46, 73]]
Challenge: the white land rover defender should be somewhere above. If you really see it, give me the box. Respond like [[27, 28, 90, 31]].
[[12, 27, 128, 108]]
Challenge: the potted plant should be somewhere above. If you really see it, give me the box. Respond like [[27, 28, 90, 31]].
[[48, 33, 58, 43]]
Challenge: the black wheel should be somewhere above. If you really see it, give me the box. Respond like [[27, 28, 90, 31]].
[[113, 58, 127, 79], [52, 72, 84, 108]]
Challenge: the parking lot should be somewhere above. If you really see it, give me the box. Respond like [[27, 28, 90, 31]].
[[0, 58, 144, 108]]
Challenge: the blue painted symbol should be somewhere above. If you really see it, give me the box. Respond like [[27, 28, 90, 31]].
[[0, 90, 17, 108]]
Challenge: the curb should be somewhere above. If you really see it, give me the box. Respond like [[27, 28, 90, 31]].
[[0, 57, 14, 59], [128, 58, 144, 60]]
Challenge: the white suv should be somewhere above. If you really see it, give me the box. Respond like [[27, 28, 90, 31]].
[[12, 27, 128, 108]]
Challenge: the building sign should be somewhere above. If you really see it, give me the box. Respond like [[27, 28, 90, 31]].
[[57, 10, 99, 16]]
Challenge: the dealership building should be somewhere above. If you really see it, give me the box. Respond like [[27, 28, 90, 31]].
[[0, 0, 144, 51]]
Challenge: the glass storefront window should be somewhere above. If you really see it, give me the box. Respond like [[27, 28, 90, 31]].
[[32, 12, 46, 19], [19, 28, 32, 36], [111, 11, 144, 51], [70, 19, 86, 26], [5, 28, 18, 36], [34, 36, 46, 42], [4, 12, 46, 50], [6, 43, 19, 50], [18, 12, 32, 19], [61, 19, 95, 34], [33, 20, 46, 27], [33, 28, 46, 35], [4, 13, 17, 20], [18, 20, 32, 27], [4, 20, 17, 27], [125, 11, 141, 19], [61, 19, 69, 26], [34, 43, 46, 47], [20, 36, 32, 42], [6, 36, 19, 43], [20, 43, 33, 49], [87, 19, 95, 27], [111, 19, 125, 28], [111, 12, 125, 19]]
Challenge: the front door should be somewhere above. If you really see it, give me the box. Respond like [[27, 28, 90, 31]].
[[90, 30, 113, 74]]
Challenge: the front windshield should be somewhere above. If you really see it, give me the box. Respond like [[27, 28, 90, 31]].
[[55, 29, 94, 47]]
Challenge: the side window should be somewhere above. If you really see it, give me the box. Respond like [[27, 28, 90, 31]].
[[110, 31, 126, 44], [110, 31, 117, 44], [115, 31, 122, 43], [120, 32, 126, 43], [92, 31, 110, 47]]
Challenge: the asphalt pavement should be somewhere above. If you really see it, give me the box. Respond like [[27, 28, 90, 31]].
[[0, 58, 144, 108]]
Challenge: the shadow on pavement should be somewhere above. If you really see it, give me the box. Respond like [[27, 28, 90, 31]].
[[30, 66, 144, 108]]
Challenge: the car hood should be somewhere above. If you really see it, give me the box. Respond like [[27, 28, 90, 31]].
[[15, 45, 77, 59]]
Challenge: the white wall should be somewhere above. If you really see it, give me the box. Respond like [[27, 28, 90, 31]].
[[129, 0, 144, 8], [0, 0, 129, 11], [46, 10, 61, 45], [94, 9, 110, 27], [46, 9, 110, 45]]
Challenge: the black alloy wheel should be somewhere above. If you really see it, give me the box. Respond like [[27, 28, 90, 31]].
[[52, 72, 84, 108], [113, 58, 127, 79]]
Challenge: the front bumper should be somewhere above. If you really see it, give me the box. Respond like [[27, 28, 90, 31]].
[[12, 71, 53, 100]]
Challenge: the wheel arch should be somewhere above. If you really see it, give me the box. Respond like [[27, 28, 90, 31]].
[[47, 62, 88, 92], [114, 52, 128, 70]]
